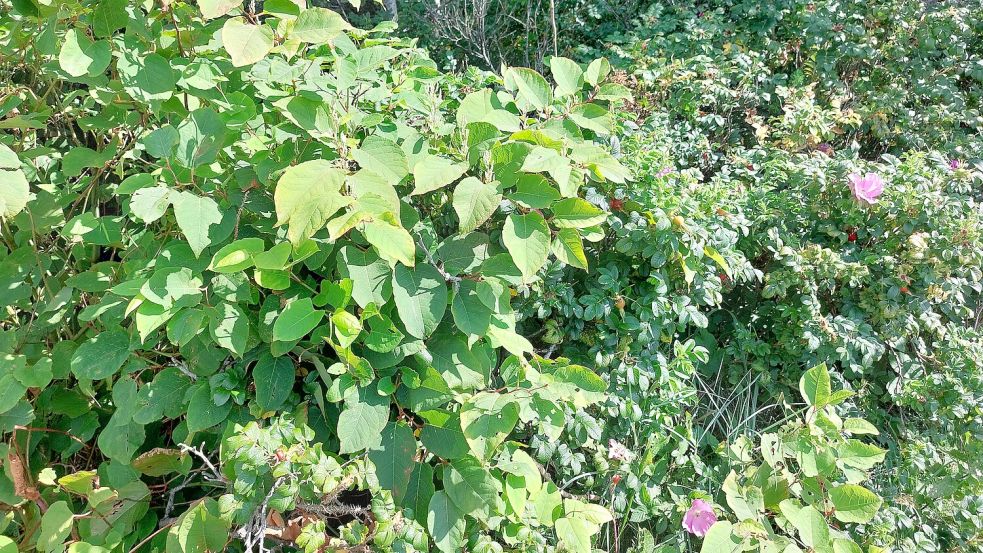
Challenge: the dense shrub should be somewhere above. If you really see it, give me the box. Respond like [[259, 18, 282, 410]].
[[2, 0, 981, 552], [0, 1, 635, 551]]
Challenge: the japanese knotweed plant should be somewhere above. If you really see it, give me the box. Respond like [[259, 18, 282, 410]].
[[0, 0, 633, 551], [702, 363, 887, 553]]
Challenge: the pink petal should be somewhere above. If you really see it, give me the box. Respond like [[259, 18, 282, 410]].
[[683, 500, 718, 537]]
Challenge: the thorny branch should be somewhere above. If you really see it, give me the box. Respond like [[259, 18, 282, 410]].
[[178, 442, 225, 483], [239, 476, 291, 553]]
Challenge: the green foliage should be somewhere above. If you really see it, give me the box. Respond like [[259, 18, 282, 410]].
[[0, 0, 633, 550], [704, 364, 887, 552], [2, 0, 981, 552]]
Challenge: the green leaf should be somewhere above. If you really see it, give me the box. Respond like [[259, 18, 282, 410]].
[[550, 57, 584, 97], [419, 409, 470, 459], [703, 245, 731, 277], [460, 400, 519, 461], [0, 167, 30, 219], [833, 539, 864, 553], [167, 498, 230, 553], [171, 191, 224, 257], [132, 448, 191, 477], [364, 215, 416, 267], [438, 233, 490, 275], [141, 268, 202, 310], [829, 484, 882, 523], [129, 186, 172, 223], [134, 368, 191, 424], [505, 474, 527, 517], [337, 246, 392, 308], [199, 0, 240, 18], [253, 242, 292, 270], [457, 89, 521, 132], [367, 422, 417, 503], [352, 136, 409, 186], [59, 29, 111, 78], [412, 154, 468, 195], [273, 298, 325, 342], [209, 238, 265, 273], [71, 329, 130, 380], [0, 362, 27, 415], [551, 363, 607, 393], [15, 358, 52, 388], [430, 333, 494, 390], [551, 198, 607, 228], [555, 517, 594, 553], [837, 440, 886, 471], [332, 309, 362, 347], [699, 521, 740, 553], [0, 144, 20, 170], [444, 457, 500, 516], [37, 501, 74, 553], [186, 382, 233, 433], [520, 146, 574, 195], [291, 7, 351, 43], [780, 501, 832, 552], [208, 302, 249, 356], [337, 387, 389, 454], [506, 67, 553, 112], [117, 52, 176, 104], [253, 353, 294, 412], [596, 82, 632, 101], [584, 57, 611, 86], [403, 462, 435, 525], [175, 108, 227, 168], [451, 280, 493, 336], [499, 449, 542, 494], [552, 228, 588, 269], [509, 174, 559, 209], [92, 0, 128, 37], [428, 491, 465, 553], [569, 103, 613, 135], [392, 264, 447, 339], [274, 160, 350, 245], [800, 363, 831, 408], [843, 418, 879, 436], [503, 212, 551, 282], [453, 177, 501, 233], [166, 308, 206, 347], [222, 18, 274, 67]]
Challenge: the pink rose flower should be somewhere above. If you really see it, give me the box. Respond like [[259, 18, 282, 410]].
[[847, 172, 885, 204], [683, 499, 717, 537]]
